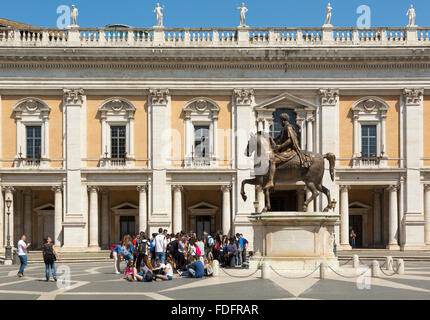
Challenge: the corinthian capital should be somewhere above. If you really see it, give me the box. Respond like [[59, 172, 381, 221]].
[[149, 89, 170, 106], [234, 88, 255, 106], [403, 88, 424, 106], [318, 88, 339, 106], [63, 88, 85, 105]]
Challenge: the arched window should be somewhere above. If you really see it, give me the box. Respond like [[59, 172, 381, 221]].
[[270, 109, 301, 147]]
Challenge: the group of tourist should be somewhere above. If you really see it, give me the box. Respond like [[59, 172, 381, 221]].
[[111, 228, 249, 282]]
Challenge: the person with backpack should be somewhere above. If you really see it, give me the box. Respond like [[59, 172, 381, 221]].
[[139, 255, 154, 282], [41, 236, 59, 282], [203, 231, 214, 259], [195, 236, 205, 261], [135, 232, 148, 270]]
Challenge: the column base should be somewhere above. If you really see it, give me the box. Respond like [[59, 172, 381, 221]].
[[339, 244, 352, 250], [386, 243, 401, 251], [3, 259, 13, 266]]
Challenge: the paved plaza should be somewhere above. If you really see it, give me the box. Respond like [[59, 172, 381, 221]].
[[0, 260, 429, 300]]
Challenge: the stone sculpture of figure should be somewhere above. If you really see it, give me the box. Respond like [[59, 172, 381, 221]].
[[237, 3, 248, 27], [324, 3, 332, 25], [406, 5, 416, 26], [153, 3, 165, 27], [71, 5, 78, 26]]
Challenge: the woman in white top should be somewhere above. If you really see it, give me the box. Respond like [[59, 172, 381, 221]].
[[155, 256, 174, 280]]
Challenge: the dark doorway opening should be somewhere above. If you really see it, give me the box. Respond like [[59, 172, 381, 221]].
[[269, 190, 298, 211], [349, 215, 363, 248], [120, 216, 136, 240]]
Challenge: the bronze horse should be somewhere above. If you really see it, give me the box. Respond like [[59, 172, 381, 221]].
[[240, 131, 336, 213]]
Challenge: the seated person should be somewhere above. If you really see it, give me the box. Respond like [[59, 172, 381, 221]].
[[155, 256, 174, 281], [178, 257, 205, 278], [138, 255, 154, 282], [152, 258, 165, 275], [122, 260, 142, 282]]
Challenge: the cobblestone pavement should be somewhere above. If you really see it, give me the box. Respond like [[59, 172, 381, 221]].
[[0, 260, 429, 300]]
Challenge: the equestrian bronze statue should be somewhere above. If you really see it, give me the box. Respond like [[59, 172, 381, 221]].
[[241, 113, 336, 213]]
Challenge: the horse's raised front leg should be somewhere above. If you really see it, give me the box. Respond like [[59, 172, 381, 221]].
[[303, 182, 319, 212], [241, 178, 258, 202]]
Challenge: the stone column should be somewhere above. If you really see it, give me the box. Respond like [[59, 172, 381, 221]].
[[221, 185, 232, 236], [100, 189, 109, 249], [318, 89, 340, 213], [52, 186, 63, 247], [23, 189, 32, 245], [137, 185, 148, 234], [387, 185, 400, 250], [340, 185, 352, 249], [3, 187, 15, 248], [88, 186, 100, 249], [425, 185, 430, 245], [306, 113, 314, 152], [172, 185, 183, 233], [373, 189, 382, 247], [403, 88, 425, 250]]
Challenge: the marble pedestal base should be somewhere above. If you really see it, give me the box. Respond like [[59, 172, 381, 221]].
[[248, 212, 340, 271]]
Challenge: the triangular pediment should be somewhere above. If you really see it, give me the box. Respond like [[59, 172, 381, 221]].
[[111, 201, 138, 211], [254, 92, 318, 111], [349, 201, 371, 209], [188, 201, 218, 210], [34, 203, 55, 212]]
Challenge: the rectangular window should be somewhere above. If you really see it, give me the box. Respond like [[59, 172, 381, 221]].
[[26, 126, 41, 159], [111, 126, 126, 158], [361, 125, 377, 158], [194, 126, 210, 159]]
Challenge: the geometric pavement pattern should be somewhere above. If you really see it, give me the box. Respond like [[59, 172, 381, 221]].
[[0, 261, 429, 300]]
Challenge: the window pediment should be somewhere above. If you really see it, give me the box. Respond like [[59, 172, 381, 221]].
[[13, 98, 51, 118], [183, 98, 220, 118], [99, 97, 136, 118], [352, 97, 389, 117]]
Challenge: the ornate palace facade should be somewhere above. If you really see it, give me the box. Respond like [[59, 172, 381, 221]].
[[0, 18, 430, 251]]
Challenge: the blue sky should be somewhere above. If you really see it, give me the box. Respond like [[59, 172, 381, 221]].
[[0, 0, 428, 28]]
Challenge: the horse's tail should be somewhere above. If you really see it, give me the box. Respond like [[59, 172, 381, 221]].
[[324, 153, 336, 182]]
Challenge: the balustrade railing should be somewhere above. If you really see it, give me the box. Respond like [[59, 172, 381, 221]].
[[0, 26, 428, 48]]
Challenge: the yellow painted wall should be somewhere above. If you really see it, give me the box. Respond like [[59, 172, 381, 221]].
[[86, 96, 148, 167], [339, 96, 400, 167], [171, 96, 232, 167], [424, 96, 430, 166], [1, 96, 63, 168]]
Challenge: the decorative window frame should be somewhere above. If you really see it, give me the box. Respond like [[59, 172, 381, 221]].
[[98, 97, 136, 168], [12, 98, 51, 168], [183, 98, 220, 167], [351, 97, 389, 167]]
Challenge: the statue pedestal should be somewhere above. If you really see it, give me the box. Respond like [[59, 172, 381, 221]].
[[248, 212, 339, 270]]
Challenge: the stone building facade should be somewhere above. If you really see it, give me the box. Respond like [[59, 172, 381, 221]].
[[0, 20, 430, 251]]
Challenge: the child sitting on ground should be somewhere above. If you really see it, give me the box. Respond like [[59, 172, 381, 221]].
[[155, 256, 174, 281], [123, 260, 143, 282]]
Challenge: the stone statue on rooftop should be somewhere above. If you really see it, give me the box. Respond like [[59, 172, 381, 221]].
[[324, 3, 333, 26], [406, 5, 416, 27], [153, 3, 165, 27], [237, 3, 248, 27], [71, 5, 79, 26]]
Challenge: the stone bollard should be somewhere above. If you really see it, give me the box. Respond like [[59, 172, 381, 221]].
[[261, 261, 271, 279], [397, 259, 405, 275], [386, 256, 394, 271], [320, 262, 328, 279], [212, 260, 220, 277], [353, 255, 360, 268], [371, 260, 380, 278]]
